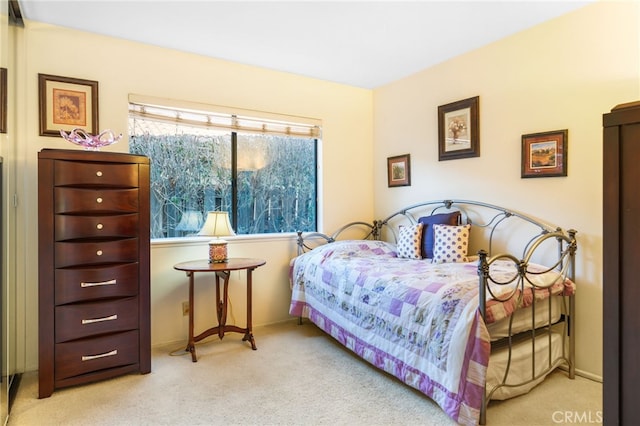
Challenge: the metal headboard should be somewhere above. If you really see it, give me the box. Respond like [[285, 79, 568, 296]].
[[298, 199, 570, 259]]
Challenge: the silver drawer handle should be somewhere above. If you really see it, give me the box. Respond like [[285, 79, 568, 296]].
[[82, 314, 118, 325], [82, 349, 117, 362], [96, 250, 103, 256], [96, 197, 103, 203], [96, 171, 103, 177], [96, 223, 104, 230], [81, 279, 116, 288]]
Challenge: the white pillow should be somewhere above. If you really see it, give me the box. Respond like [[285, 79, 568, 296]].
[[396, 223, 424, 259], [432, 224, 471, 263]]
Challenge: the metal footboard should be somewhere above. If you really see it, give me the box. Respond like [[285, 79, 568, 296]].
[[477, 229, 577, 425]]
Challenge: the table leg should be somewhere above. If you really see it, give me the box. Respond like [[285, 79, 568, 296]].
[[185, 271, 197, 362], [215, 271, 230, 339], [242, 268, 257, 350]]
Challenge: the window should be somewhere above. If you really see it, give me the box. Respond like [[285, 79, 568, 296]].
[[128, 99, 320, 239]]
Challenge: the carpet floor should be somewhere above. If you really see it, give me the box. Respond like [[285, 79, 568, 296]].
[[8, 320, 601, 425]]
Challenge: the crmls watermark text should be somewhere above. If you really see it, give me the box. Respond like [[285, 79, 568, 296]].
[[552, 411, 603, 424]]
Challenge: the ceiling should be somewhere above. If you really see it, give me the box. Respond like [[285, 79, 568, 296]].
[[18, 0, 593, 89]]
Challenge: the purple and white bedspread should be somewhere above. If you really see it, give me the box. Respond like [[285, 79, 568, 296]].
[[289, 240, 575, 425]]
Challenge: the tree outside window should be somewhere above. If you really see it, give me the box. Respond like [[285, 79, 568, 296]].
[[129, 116, 317, 239]]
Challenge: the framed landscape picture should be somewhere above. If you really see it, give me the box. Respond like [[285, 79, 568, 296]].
[[521, 129, 568, 178], [38, 73, 99, 136], [387, 154, 411, 187], [438, 96, 479, 161]]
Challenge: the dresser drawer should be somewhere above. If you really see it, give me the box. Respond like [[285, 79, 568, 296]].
[[55, 239, 138, 268], [55, 330, 139, 381], [55, 214, 138, 241], [55, 263, 139, 305], [55, 161, 139, 188], [55, 297, 139, 343], [54, 188, 139, 214]]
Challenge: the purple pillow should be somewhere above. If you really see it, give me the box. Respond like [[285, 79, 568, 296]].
[[418, 211, 461, 258]]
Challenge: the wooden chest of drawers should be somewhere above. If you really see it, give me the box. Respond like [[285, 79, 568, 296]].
[[38, 149, 151, 398]]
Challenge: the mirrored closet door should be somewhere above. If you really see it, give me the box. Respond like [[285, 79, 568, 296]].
[[1, 0, 22, 423]]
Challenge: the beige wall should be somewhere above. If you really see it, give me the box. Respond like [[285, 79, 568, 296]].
[[373, 1, 640, 380], [14, 23, 374, 371]]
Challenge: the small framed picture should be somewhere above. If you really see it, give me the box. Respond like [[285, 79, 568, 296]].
[[521, 129, 568, 178], [38, 73, 99, 137], [438, 96, 480, 161], [387, 154, 411, 187]]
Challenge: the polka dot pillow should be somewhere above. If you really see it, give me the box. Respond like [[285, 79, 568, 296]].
[[396, 223, 424, 259], [432, 224, 471, 263]]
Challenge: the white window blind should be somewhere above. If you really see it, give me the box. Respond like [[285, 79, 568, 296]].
[[128, 95, 321, 139]]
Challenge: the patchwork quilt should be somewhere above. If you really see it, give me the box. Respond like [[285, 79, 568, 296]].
[[289, 240, 574, 425]]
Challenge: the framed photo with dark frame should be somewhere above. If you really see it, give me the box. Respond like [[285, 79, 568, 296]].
[[521, 129, 567, 178], [38, 73, 99, 137], [387, 154, 411, 187], [0, 68, 7, 134], [438, 96, 480, 161]]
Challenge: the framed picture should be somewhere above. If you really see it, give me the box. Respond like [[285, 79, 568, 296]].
[[387, 154, 411, 187], [521, 129, 568, 178], [0, 68, 6, 134], [438, 96, 480, 161], [38, 73, 99, 137]]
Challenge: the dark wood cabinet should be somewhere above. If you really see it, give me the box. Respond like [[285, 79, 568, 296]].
[[603, 102, 640, 425], [38, 149, 151, 398]]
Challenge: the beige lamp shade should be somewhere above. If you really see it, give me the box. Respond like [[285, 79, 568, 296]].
[[198, 211, 235, 263], [197, 211, 235, 237]]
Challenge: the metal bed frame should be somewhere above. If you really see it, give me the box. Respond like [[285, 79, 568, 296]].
[[295, 199, 577, 425]]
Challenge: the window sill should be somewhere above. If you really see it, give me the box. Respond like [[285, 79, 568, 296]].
[[150, 232, 298, 248]]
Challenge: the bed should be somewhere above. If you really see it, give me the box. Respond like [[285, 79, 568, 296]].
[[289, 200, 576, 425]]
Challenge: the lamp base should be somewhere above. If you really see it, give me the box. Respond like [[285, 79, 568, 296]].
[[208, 240, 228, 264]]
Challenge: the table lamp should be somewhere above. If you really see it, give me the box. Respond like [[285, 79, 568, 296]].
[[197, 211, 236, 263]]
